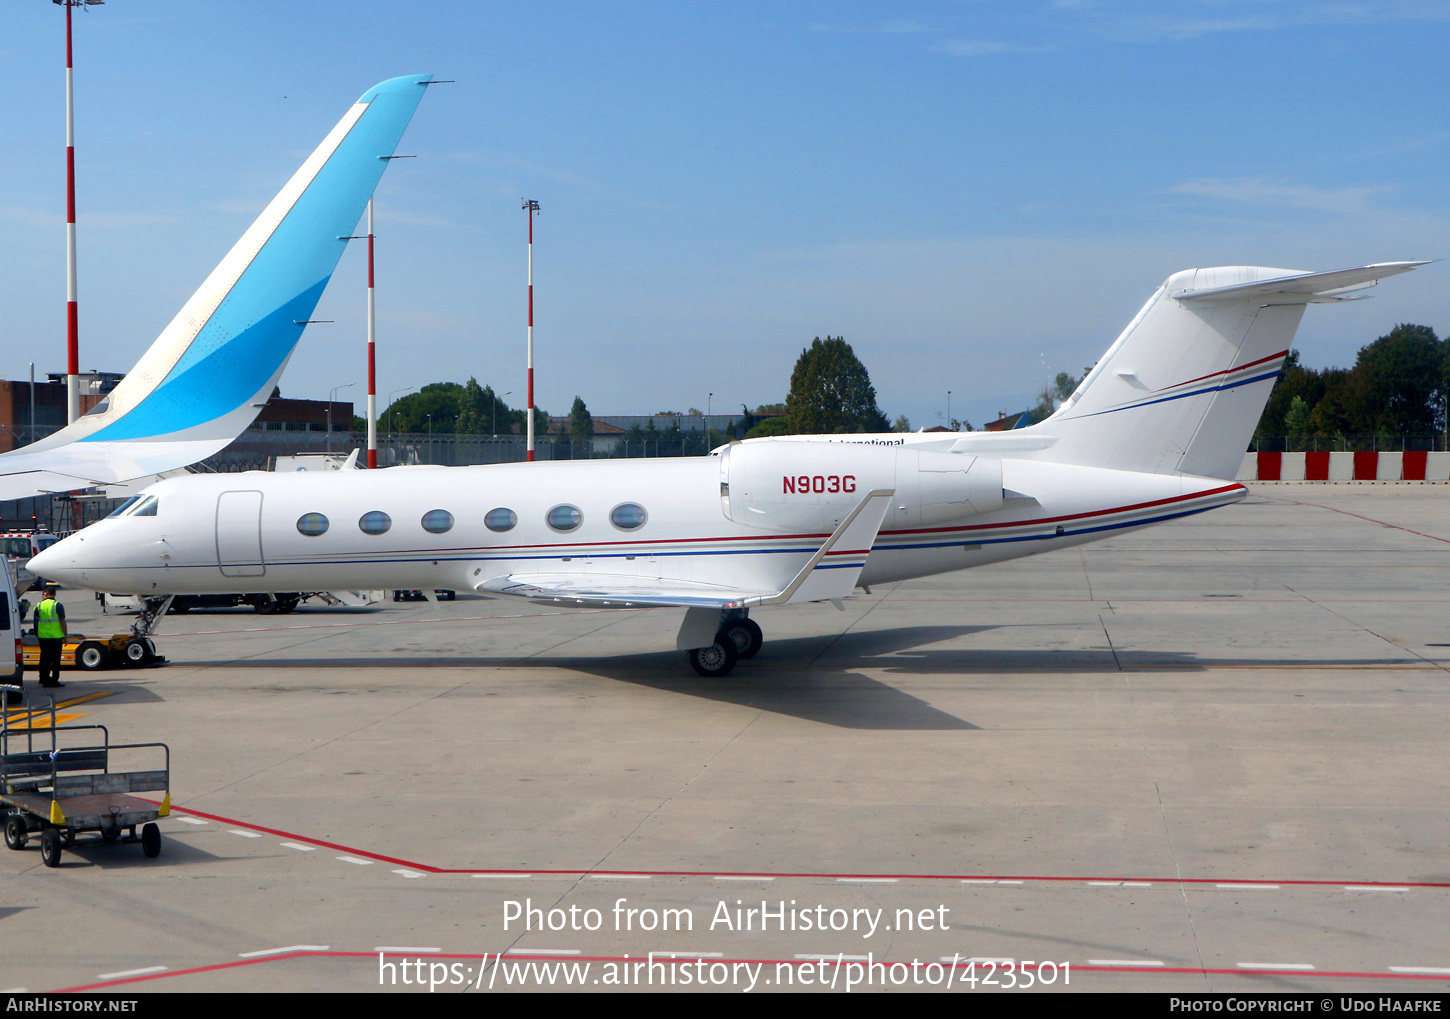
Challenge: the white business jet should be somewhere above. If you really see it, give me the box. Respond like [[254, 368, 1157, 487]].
[[0, 75, 432, 501], [29, 260, 1425, 676]]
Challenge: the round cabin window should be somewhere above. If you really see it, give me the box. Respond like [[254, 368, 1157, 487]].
[[297, 513, 329, 537], [546, 504, 583, 532], [484, 508, 517, 532], [359, 511, 392, 535], [422, 509, 454, 534], [610, 503, 648, 530]]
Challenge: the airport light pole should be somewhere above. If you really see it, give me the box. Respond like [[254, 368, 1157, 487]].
[[386, 385, 413, 451], [522, 199, 540, 461], [57, 0, 105, 424], [327, 383, 354, 454], [493, 391, 511, 438], [947, 390, 952, 431]]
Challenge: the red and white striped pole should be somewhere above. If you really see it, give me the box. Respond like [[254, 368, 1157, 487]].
[[366, 198, 377, 469], [523, 199, 539, 461], [63, 0, 81, 424]]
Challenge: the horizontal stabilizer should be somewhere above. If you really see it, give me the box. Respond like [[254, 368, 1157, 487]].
[[1171, 261, 1430, 304]]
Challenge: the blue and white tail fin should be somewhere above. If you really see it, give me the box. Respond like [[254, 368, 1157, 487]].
[[1031, 262, 1427, 480], [0, 75, 432, 500]]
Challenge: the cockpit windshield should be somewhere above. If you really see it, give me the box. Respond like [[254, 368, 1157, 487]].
[[133, 496, 159, 517], [106, 496, 142, 519]]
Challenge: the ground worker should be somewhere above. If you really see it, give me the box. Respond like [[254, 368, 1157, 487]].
[[34, 584, 67, 689]]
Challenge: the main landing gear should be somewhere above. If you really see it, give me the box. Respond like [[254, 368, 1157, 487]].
[[685, 611, 763, 678]]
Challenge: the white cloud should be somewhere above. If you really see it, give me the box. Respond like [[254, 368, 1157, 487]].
[[935, 38, 1061, 56], [1166, 178, 1392, 214]]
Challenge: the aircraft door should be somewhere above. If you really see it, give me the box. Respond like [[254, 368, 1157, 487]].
[[216, 491, 266, 577]]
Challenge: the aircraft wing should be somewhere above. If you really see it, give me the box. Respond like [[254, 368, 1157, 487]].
[[0, 75, 433, 502], [477, 574, 778, 610], [479, 490, 895, 610], [1171, 261, 1431, 304]]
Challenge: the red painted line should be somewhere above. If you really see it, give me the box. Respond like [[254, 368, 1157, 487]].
[[1264, 494, 1450, 545], [57, 950, 1450, 992], [152, 802, 1450, 888], [1165, 350, 1289, 392]]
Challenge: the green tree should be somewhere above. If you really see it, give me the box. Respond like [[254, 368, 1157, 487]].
[[386, 382, 464, 433], [745, 416, 794, 439], [785, 336, 889, 434], [568, 396, 594, 445], [456, 377, 490, 435]]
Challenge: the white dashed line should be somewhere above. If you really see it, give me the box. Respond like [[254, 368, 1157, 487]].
[[714, 876, 774, 881], [177, 817, 207, 826], [1345, 886, 1409, 893], [392, 869, 425, 879], [996, 880, 1024, 885], [655, 952, 724, 958], [97, 966, 167, 980], [1088, 959, 1165, 967], [1087, 881, 1122, 886], [376, 947, 441, 954], [1237, 962, 1314, 971], [1389, 967, 1450, 975], [228, 830, 262, 838], [279, 842, 315, 852], [1121, 881, 1153, 888], [1217, 884, 1279, 890], [960, 879, 1000, 884], [796, 954, 869, 962], [507, 948, 580, 956], [472, 873, 533, 879], [837, 878, 898, 883], [589, 874, 650, 880], [238, 945, 330, 958], [336, 855, 374, 866]]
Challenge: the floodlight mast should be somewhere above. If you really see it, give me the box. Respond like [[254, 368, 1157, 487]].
[[56, 0, 104, 422], [366, 199, 377, 468], [523, 198, 540, 461]]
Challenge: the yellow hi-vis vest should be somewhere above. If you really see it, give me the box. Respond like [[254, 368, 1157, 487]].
[[36, 598, 63, 640]]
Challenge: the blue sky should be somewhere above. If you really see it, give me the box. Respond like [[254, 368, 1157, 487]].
[[2, 1, 1447, 430]]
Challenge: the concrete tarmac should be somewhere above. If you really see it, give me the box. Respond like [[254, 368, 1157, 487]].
[[2, 485, 1447, 993]]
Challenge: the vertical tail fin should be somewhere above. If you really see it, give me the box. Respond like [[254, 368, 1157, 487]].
[[0, 75, 432, 499], [1035, 262, 1427, 480]]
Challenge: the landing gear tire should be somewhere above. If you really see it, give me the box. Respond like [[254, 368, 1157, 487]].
[[141, 823, 161, 859], [687, 639, 738, 678], [77, 642, 107, 671], [123, 639, 149, 666], [40, 828, 62, 868], [5, 814, 27, 850], [252, 595, 276, 614], [718, 619, 763, 659]]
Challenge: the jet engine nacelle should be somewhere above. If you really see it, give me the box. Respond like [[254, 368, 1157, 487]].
[[720, 440, 1003, 532]]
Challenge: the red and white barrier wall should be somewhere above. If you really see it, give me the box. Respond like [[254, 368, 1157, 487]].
[[1237, 451, 1450, 482]]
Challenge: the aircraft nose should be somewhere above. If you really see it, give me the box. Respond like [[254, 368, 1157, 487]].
[[27, 538, 81, 585]]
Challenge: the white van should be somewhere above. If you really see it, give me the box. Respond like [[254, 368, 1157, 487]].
[[1, 531, 61, 592], [0, 555, 24, 701]]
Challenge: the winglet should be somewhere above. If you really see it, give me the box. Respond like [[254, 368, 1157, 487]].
[[755, 489, 894, 606]]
